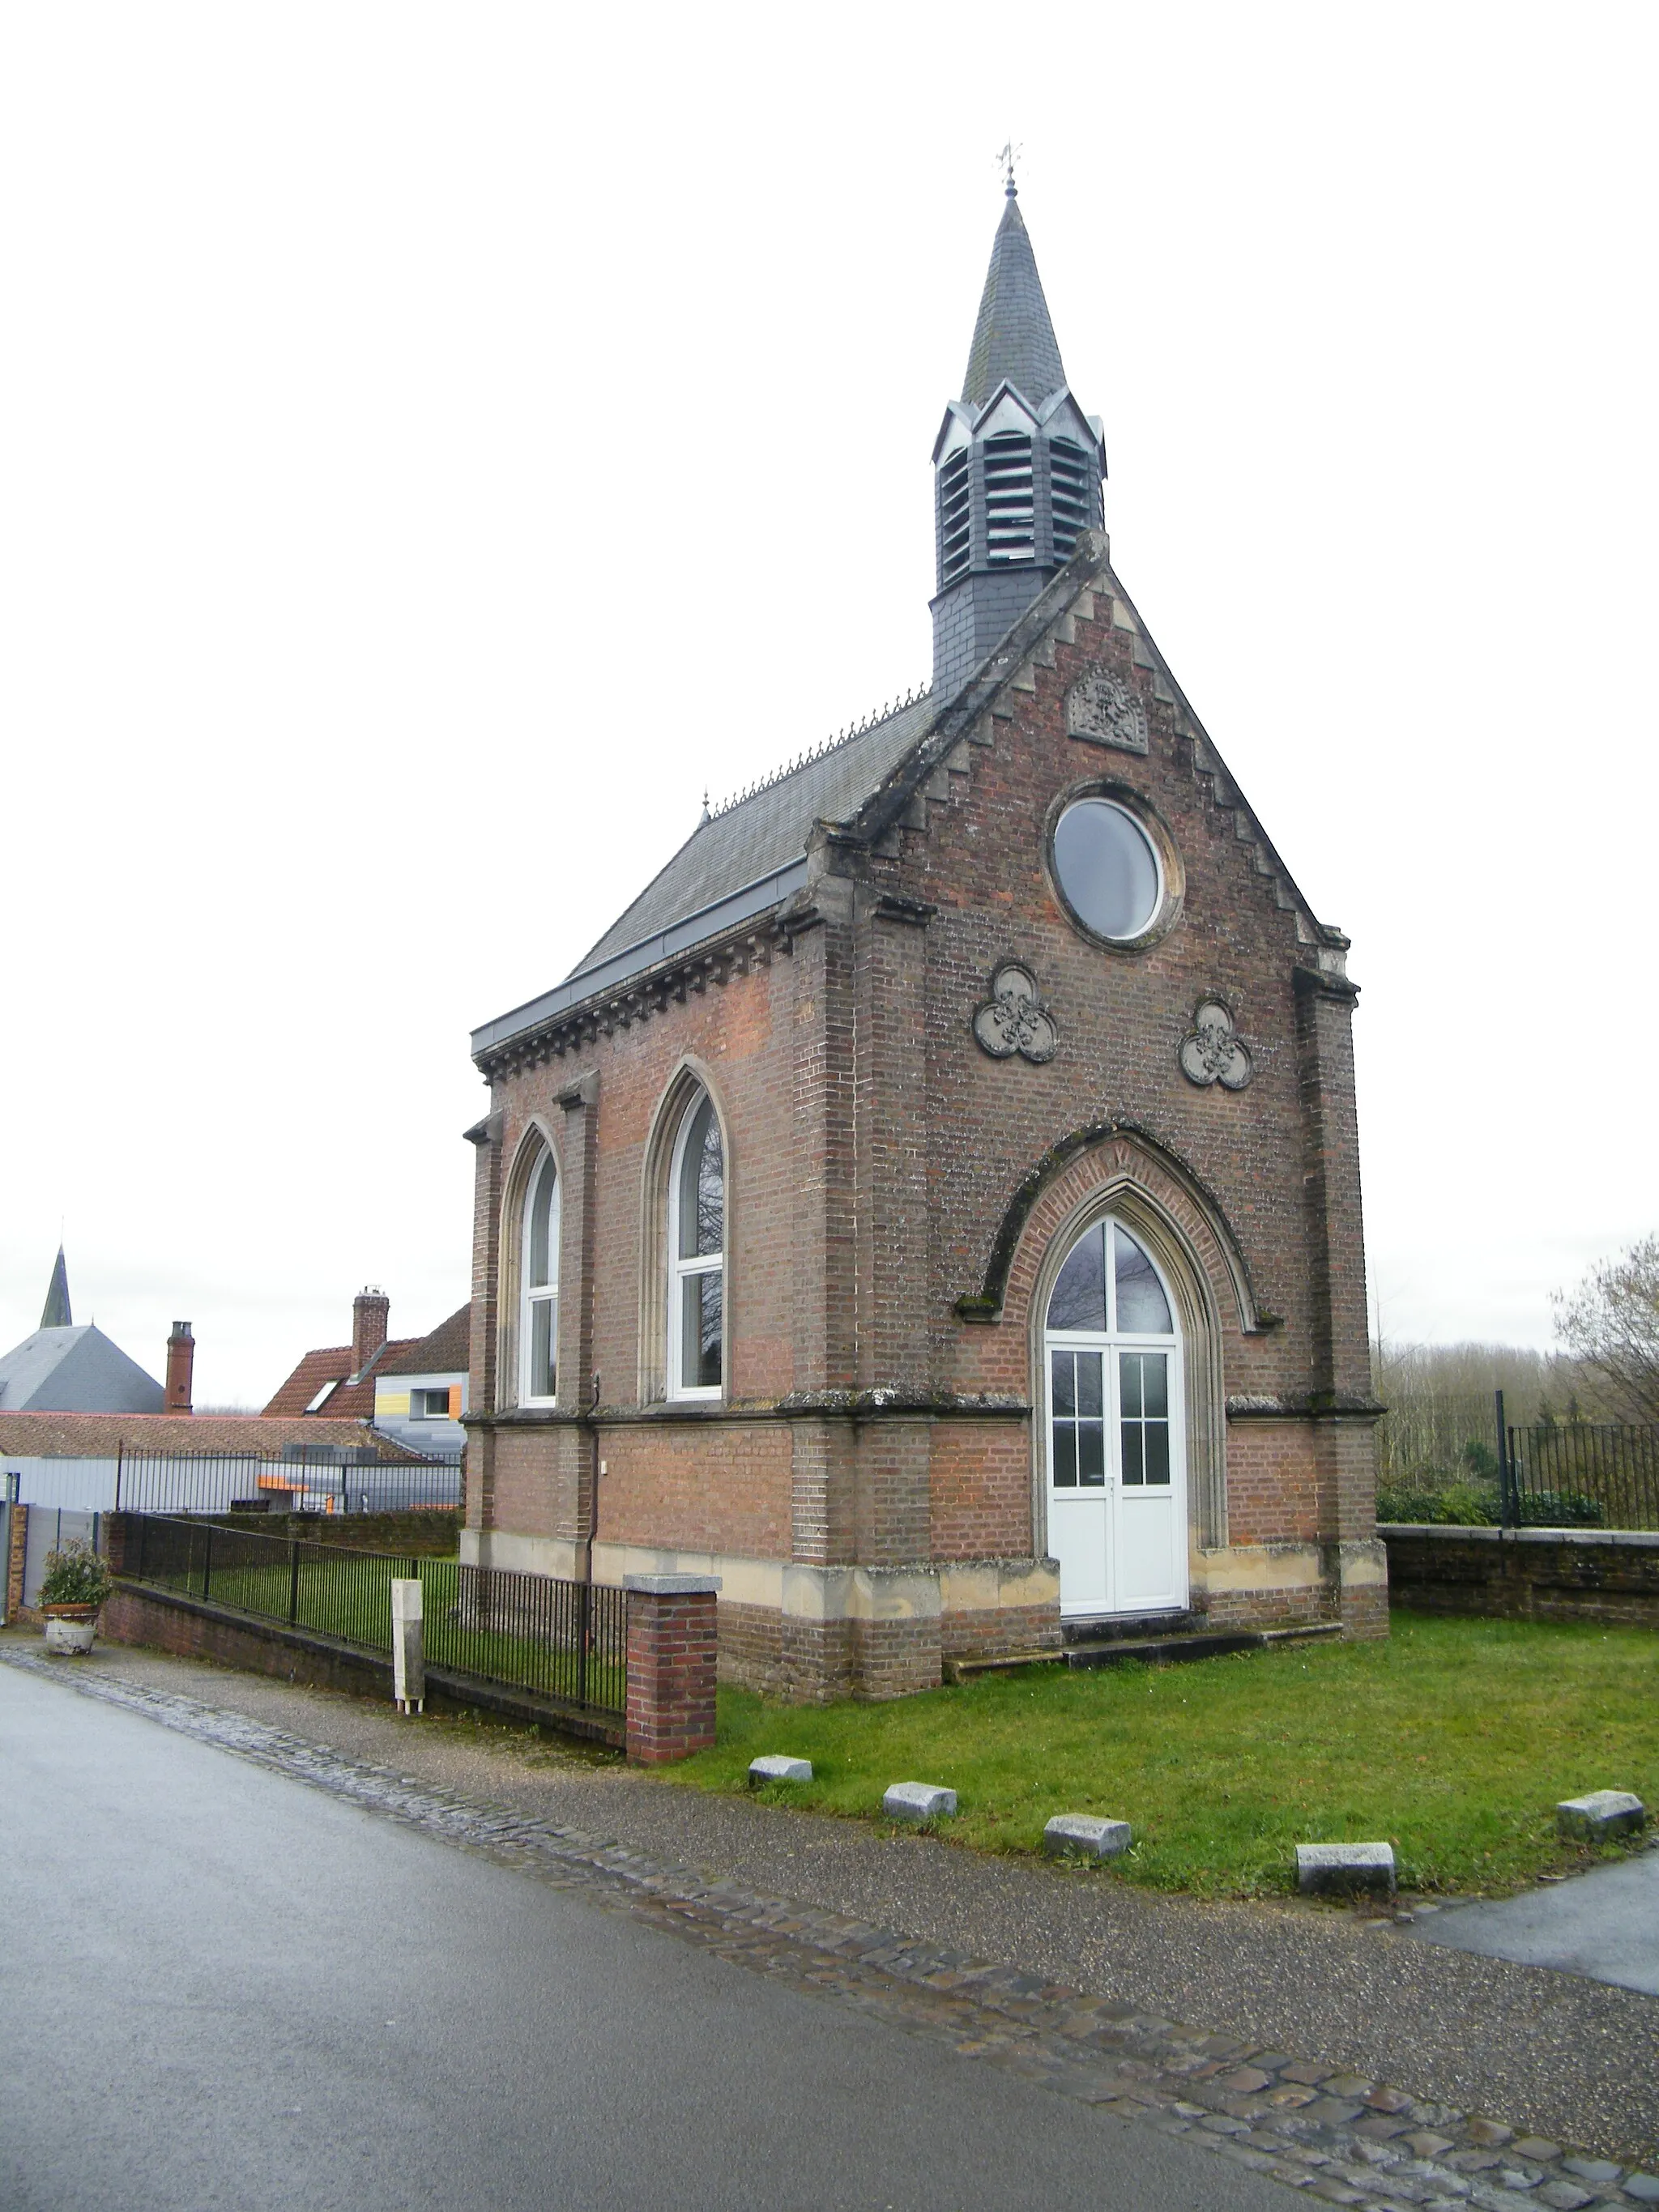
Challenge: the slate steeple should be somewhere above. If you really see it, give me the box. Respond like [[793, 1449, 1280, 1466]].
[[930, 182, 1105, 701], [41, 1246, 72, 1330], [962, 187, 1068, 413]]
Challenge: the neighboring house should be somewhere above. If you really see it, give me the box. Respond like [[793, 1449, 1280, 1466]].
[[0, 1249, 173, 1415], [460, 185, 1383, 1703], [372, 1305, 470, 1456], [263, 1289, 420, 1421]]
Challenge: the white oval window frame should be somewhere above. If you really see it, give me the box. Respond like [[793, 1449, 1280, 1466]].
[[1046, 781, 1183, 953]]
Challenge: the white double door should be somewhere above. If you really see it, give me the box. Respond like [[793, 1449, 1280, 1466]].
[[1047, 1336, 1188, 1617]]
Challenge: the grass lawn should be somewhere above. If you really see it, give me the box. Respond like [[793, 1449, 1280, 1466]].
[[663, 1613, 1659, 1899]]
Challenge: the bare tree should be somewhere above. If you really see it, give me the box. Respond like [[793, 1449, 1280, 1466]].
[[1551, 1234, 1659, 1423]]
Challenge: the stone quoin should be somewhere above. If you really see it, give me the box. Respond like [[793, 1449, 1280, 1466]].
[[459, 178, 1385, 1702]]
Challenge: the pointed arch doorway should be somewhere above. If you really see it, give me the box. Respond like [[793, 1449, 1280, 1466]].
[[1043, 1215, 1189, 1617]]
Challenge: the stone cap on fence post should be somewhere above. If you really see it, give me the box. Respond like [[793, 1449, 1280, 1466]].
[[622, 1573, 721, 1765]]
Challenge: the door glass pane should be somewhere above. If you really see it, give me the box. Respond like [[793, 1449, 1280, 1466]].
[[1077, 1351, 1102, 1419], [1142, 1355, 1168, 1418], [1047, 1226, 1107, 1332], [1052, 1426, 1077, 1487], [1078, 1421, 1105, 1485], [1120, 1351, 1171, 1490], [1115, 1228, 1171, 1334], [1144, 1424, 1171, 1486], [1121, 1423, 1144, 1485], [1051, 1349, 1076, 1417]]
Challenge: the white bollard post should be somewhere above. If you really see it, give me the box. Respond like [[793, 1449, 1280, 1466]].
[[391, 1578, 424, 1715]]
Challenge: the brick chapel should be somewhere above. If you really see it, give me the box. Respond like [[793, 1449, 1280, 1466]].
[[461, 182, 1386, 1699]]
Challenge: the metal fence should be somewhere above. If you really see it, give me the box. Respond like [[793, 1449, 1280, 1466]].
[[112, 1448, 464, 1518], [1377, 1390, 1659, 1531], [121, 1513, 625, 1718], [1506, 1419, 1659, 1532]]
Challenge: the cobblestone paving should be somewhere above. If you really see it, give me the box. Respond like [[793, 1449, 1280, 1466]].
[[7, 1647, 1657, 2211]]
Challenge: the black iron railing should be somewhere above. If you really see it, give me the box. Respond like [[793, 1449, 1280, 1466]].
[[122, 1514, 625, 1717], [113, 1449, 463, 1518], [1503, 1418, 1659, 1532]]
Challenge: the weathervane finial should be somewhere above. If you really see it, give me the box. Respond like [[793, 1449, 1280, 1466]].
[[996, 139, 1021, 196]]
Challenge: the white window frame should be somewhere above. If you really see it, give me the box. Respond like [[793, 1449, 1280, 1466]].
[[519, 1149, 560, 1409], [667, 1089, 723, 1402]]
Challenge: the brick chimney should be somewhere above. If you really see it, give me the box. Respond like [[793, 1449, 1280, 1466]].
[[165, 1321, 194, 1413], [352, 1287, 390, 1380]]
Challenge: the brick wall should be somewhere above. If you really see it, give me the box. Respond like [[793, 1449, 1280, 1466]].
[[1383, 1527, 1659, 1629], [464, 555, 1380, 1688]]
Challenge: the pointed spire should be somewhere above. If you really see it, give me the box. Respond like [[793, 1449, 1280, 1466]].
[[41, 1246, 72, 1330], [961, 190, 1066, 411]]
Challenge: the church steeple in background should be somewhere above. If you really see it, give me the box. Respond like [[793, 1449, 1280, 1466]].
[[41, 1245, 72, 1330], [930, 183, 1105, 701]]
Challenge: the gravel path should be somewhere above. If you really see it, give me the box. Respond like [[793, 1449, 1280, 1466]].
[[13, 1632, 1657, 2172]]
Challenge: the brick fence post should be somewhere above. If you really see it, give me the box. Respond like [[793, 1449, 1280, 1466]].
[[623, 1573, 721, 1764], [102, 1511, 134, 1578], [5, 1503, 27, 1621]]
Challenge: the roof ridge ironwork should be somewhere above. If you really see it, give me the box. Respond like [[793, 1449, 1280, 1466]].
[[707, 684, 932, 821]]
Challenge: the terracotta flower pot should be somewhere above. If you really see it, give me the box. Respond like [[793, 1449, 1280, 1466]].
[[42, 1602, 100, 1656]]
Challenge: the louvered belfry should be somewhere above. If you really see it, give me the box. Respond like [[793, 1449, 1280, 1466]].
[[931, 182, 1106, 700]]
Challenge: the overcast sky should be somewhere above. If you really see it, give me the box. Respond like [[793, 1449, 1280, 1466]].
[[3, 2, 1655, 1404]]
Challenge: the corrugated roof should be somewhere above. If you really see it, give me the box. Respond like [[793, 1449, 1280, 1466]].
[[570, 690, 937, 978], [962, 189, 1066, 410]]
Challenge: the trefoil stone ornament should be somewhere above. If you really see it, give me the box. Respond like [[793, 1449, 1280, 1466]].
[[1064, 667, 1149, 756], [1179, 999, 1252, 1091], [973, 963, 1058, 1065]]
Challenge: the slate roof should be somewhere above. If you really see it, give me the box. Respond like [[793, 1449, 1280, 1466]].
[[570, 691, 938, 978], [0, 1323, 164, 1415], [381, 1304, 471, 1379], [962, 187, 1066, 410], [41, 1247, 71, 1330], [0, 1411, 427, 1462], [262, 1337, 420, 1419]]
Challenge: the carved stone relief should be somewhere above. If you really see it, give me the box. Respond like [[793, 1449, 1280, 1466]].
[[972, 963, 1058, 1064], [1064, 667, 1149, 755], [1179, 1000, 1253, 1091]]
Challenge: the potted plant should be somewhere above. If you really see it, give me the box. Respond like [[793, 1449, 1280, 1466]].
[[39, 1540, 113, 1655]]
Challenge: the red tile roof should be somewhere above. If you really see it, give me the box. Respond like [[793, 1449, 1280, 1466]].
[[0, 1411, 428, 1463], [262, 1339, 420, 1419]]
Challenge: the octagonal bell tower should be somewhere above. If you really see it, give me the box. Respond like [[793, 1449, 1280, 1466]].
[[931, 181, 1107, 701]]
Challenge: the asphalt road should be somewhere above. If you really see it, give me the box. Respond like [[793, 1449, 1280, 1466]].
[[0, 1664, 1300, 2212], [1413, 1851, 1659, 1996]]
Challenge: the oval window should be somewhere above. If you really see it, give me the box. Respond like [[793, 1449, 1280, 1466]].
[[1052, 799, 1162, 942]]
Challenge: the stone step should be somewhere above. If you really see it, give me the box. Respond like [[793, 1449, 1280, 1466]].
[[1064, 1621, 1343, 1671], [1062, 1610, 1196, 1647], [943, 1619, 1341, 1684]]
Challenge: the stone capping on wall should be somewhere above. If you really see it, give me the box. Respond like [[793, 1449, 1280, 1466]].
[[1380, 1524, 1659, 1547]]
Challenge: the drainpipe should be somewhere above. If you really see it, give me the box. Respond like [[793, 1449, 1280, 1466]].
[[580, 1371, 601, 1585]]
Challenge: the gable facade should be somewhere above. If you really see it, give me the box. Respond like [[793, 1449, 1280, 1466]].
[[461, 197, 1384, 1701]]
